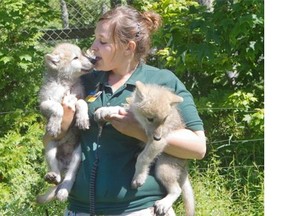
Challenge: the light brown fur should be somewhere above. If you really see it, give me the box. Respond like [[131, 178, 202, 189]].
[[37, 43, 93, 203], [94, 81, 195, 215]]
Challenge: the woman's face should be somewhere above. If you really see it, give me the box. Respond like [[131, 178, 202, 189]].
[[90, 20, 126, 72]]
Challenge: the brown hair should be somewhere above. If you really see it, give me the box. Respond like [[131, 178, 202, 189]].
[[98, 5, 162, 62]]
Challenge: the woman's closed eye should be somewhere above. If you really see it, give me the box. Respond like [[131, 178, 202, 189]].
[[100, 40, 107, 45]]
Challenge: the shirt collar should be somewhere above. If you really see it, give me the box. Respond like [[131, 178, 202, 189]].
[[125, 63, 145, 86], [95, 63, 146, 88]]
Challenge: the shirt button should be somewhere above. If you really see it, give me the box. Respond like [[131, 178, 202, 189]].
[[107, 102, 110, 106]]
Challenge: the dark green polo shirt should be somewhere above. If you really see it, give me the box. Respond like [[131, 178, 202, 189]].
[[68, 63, 204, 214]]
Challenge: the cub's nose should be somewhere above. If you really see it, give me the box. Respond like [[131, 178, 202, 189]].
[[83, 49, 97, 64], [153, 135, 161, 141], [153, 128, 162, 141], [87, 56, 97, 65]]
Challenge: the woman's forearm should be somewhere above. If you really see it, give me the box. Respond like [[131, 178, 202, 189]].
[[126, 125, 206, 160], [135, 129, 206, 160], [164, 129, 206, 160], [109, 110, 206, 160], [61, 95, 76, 133]]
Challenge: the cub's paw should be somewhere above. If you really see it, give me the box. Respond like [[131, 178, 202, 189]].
[[75, 115, 90, 130], [56, 188, 69, 201], [131, 173, 148, 189], [44, 172, 61, 185], [154, 199, 173, 216], [63, 94, 78, 111]]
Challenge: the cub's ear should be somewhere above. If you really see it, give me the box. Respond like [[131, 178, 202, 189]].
[[135, 81, 146, 100], [170, 94, 183, 106], [45, 54, 60, 69]]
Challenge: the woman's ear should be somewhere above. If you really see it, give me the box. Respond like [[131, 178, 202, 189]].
[[124, 41, 136, 55]]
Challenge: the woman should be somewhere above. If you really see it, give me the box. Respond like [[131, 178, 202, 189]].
[[62, 5, 206, 216]]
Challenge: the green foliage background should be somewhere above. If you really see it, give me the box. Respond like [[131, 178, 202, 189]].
[[0, 0, 264, 215]]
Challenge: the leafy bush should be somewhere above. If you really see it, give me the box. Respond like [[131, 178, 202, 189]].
[[144, 0, 264, 160], [141, 0, 264, 215]]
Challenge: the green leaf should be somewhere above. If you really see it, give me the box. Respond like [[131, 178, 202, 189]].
[[0, 56, 13, 64], [19, 54, 32, 62]]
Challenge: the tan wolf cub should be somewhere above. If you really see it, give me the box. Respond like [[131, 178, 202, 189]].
[[94, 81, 195, 216], [37, 43, 93, 203]]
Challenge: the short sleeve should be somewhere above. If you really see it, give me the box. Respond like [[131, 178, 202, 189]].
[[158, 69, 204, 131]]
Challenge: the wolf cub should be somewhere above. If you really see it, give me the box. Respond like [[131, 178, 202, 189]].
[[37, 43, 93, 203], [94, 81, 195, 216]]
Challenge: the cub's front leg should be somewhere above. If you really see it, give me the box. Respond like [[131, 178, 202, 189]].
[[40, 100, 63, 137], [71, 82, 90, 130], [75, 99, 90, 130], [131, 139, 167, 189], [94, 106, 123, 122]]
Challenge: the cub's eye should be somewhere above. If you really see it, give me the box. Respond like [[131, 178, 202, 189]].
[[147, 117, 154, 122], [73, 56, 79, 60]]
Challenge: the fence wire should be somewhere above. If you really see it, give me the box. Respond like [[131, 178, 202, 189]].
[[39, 0, 211, 42], [41, 0, 111, 42]]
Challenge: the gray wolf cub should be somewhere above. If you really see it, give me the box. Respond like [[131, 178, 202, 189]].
[[37, 43, 93, 203], [94, 81, 195, 216]]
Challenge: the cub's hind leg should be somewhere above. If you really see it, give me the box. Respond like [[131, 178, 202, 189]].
[[154, 156, 183, 215], [56, 144, 81, 201], [44, 140, 61, 184]]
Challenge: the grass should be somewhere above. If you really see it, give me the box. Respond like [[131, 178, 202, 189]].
[[0, 140, 264, 216], [174, 156, 264, 216]]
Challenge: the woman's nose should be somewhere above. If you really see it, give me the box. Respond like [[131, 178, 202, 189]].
[[90, 40, 99, 51]]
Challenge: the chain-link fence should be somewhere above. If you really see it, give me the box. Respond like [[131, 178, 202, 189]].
[[40, 0, 210, 42], [41, 0, 113, 42]]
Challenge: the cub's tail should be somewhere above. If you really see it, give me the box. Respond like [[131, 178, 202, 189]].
[[36, 185, 57, 204], [182, 176, 195, 216]]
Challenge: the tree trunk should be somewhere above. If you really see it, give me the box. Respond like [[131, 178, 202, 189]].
[[198, 0, 213, 9], [59, 0, 69, 29], [101, 2, 110, 14]]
